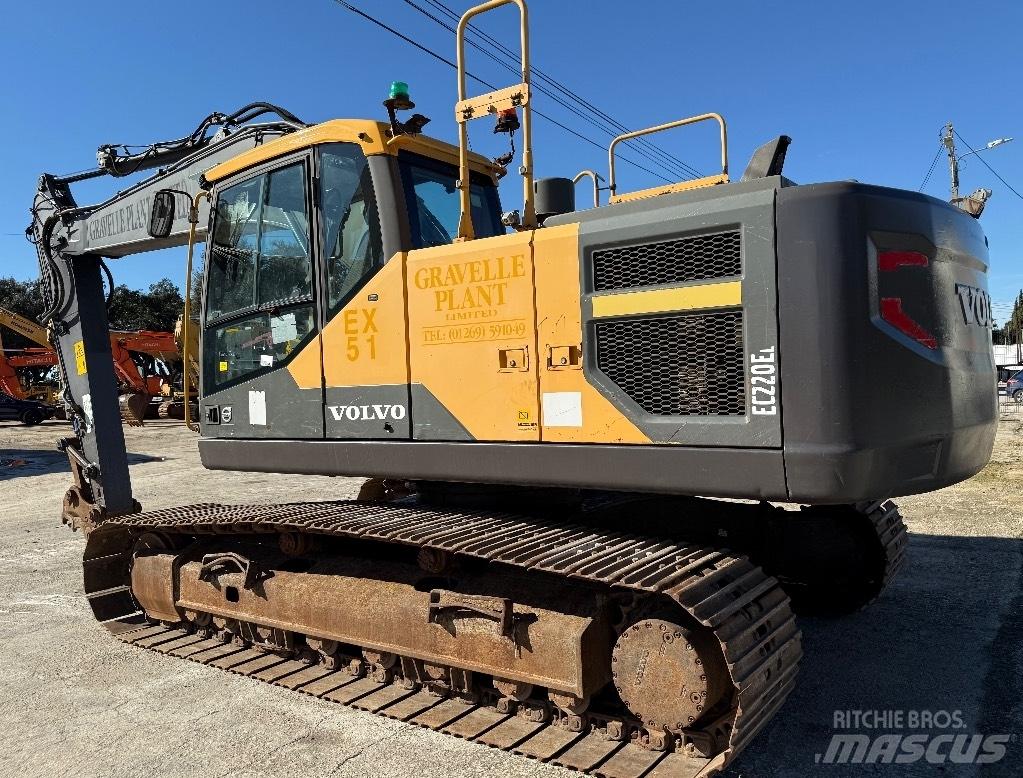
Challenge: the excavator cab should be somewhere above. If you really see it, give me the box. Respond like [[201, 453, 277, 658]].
[[183, 123, 506, 441]]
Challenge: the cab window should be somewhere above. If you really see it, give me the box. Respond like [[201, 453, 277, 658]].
[[204, 159, 315, 392], [397, 151, 503, 248], [318, 144, 383, 314], [205, 308, 315, 390]]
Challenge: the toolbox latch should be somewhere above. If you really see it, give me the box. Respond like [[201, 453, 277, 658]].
[[498, 346, 529, 372], [547, 344, 582, 370]]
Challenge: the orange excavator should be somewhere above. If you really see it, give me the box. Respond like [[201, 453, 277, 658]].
[[0, 305, 178, 424], [0, 344, 58, 401]]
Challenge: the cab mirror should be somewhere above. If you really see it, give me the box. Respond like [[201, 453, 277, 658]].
[[148, 190, 176, 239]]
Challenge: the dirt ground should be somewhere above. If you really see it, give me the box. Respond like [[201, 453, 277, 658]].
[[0, 417, 1020, 778]]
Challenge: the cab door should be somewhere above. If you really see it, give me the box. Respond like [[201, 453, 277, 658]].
[[313, 145, 411, 440], [200, 152, 324, 438]]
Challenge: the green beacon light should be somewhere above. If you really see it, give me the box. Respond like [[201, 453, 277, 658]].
[[387, 81, 414, 112], [384, 80, 424, 136], [389, 81, 410, 101]]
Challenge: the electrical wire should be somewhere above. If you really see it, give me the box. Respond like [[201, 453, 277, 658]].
[[330, 0, 675, 184], [918, 143, 943, 191], [421, 0, 704, 179], [403, 0, 700, 181], [954, 129, 1023, 202]]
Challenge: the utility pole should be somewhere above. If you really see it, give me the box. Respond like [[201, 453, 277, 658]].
[[943, 121, 959, 203]]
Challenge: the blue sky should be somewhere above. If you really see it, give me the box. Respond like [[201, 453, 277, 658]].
[[2, 0, 1021, 321]]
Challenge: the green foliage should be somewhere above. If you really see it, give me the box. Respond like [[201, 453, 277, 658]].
[[0, 277, 46, 349], [107, 279, 184, 332], [1005, 291, 1023, 345], [0, 277, 45, 321], [0, 276, 183, 347]]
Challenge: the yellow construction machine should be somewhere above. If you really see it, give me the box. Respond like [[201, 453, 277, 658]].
[[28, 2, 996, 775]]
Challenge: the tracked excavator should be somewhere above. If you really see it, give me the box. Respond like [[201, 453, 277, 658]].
[[0, 304, 176, 424], [29, 2, 996, 775], [154, 314, 200, 421], [0, 342, 58, 402]]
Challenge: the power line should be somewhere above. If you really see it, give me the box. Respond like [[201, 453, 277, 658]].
[[401, 0, 696, 181], [421, 0, 704, 180], [331, 0, 676, 184], [918, 142, 943, 191], [953, 129, 1023, 202]]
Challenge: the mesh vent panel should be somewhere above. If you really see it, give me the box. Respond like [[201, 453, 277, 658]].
[[595, 312, 746, 416], [592, 230, 741, 291]]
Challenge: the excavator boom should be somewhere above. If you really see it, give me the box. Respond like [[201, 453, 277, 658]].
[[28, 103, 302, 509]]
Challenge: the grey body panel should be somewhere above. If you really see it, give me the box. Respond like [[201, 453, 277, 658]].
[[325, 384, 410, 439], [568, 182, 780, 447], [200, 438, 787, 500], [410, 384, 473, 441], [202, 367, 323, 439], [545, 177, 786, 228], [775, 182, 996, 501]]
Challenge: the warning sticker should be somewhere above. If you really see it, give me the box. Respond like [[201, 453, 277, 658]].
[[73, 341, 87, 375], [516, 408, 536, 430], [219, 361, 229, 372]]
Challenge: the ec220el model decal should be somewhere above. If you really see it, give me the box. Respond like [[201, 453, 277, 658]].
[[749, 346, 777, 416]]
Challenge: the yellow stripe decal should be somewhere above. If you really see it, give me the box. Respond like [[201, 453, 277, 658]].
[[591, 280, 742, 318]]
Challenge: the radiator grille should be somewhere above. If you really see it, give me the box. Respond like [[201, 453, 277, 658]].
[[595, 311, 746, 416], [592, 229, 741, 292]]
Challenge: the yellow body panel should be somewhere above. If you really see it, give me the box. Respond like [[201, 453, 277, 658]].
[[287, 226, 717, 444], [533, 225, 649, 444], [283, 332, 324, 392], [591, 279, 742, 319], [608, 173, 729, 204], [205, 119, 501, 184], [406, 232, 539, 441], [324, 254, 410, 389]]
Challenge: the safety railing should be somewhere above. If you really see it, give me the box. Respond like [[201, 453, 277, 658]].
[[607, 113, 729, 204], [454, 0, 534, 239]]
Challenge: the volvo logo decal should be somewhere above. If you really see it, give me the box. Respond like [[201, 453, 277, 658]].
[[955, 284, 993, 328]]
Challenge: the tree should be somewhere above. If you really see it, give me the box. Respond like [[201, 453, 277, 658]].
[[107, 279, 184, 331], [0, 278, 46, 349], [1005, 291, 1023, 346], [0, 276, 183, 344]]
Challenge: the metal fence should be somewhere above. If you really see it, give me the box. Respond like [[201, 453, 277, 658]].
[[998, 393, 1021, 417]]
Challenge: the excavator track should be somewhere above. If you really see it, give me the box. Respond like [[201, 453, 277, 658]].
[[777, 499, 908, 613], [852, 499, 908, 605], [578, 497, 909, 614], [84, 501, 802, 777]]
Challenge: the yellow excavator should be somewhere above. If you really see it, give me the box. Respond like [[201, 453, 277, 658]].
[[154, 313, 200, 421], [29, 2, 995, 776]]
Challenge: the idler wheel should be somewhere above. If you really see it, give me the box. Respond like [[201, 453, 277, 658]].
[[612, 618, 729, 731]]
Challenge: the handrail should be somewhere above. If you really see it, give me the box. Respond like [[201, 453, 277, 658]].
[[607, 113, 728, 200], [455, 0, 534, 239], [182, 190, 210, 433], [573, 170, 604, 208]]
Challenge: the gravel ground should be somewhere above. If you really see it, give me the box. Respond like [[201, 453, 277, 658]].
[[0, 417, 1020, 778]]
